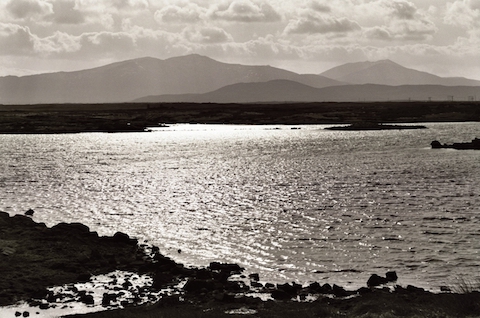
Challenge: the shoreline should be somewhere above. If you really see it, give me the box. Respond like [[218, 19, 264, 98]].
[[1, 211, 479, 317]]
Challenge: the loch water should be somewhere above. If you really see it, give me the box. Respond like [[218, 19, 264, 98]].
[[1, 123, 479, 290]]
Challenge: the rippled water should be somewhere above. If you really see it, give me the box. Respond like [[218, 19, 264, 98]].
[[1, 123, 479, 290]]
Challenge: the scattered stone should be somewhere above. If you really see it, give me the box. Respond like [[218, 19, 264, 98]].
[[25, 209, 34, 216], [79, 294, 94, 305], [249, 273, 260, 282], [39, 303, 50, 310], [102, 293, 118, 307]]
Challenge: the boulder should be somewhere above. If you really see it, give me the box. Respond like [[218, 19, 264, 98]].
[[367, 274, 389, 287], [209, 262, 243, 273], [386, 271, 398, 282], [112, 232, 138, 245]]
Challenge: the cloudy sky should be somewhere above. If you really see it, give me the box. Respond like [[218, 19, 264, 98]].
[[1, 0, 479, 79]]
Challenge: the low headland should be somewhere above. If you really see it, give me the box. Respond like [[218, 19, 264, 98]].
[[1, 211, 480, 318]]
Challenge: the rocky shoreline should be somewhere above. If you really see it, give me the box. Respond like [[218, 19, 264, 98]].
[[1, 211, 479, 318]]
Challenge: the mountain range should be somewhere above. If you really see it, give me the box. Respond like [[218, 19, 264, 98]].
[[0, 54, 479, 104]]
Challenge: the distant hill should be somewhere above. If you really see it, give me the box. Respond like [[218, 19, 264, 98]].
[[134, 80, 480, 103], [0, 55, 342, 104], [320, 60, 480, 86]]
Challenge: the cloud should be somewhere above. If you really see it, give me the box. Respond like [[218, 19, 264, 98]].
[[364, 26, 393, 41], [444, 0, 480, 29], [388, 0, 417, 19], [284, 13, 361, 35], [310, 1, 331, 13], [388, 19, 437, 40], [208, 0, 281, 22], [109, 0, 149, 10], [154, 3, 206, 23], [5, 0, 53, 20], [0, 23, 35, 55], [183, 26, 233, 43], [51, 0, 86, 24]]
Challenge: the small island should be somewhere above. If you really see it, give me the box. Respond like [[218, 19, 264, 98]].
[[431, 138, 480, 150], [325, 122, 427, 131]]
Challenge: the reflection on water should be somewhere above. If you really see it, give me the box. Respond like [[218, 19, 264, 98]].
[[1, 123, 479, 290]]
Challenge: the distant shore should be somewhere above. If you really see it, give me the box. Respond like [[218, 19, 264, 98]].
[[0, 101, 479, 133], [1, 211, 480, 318]]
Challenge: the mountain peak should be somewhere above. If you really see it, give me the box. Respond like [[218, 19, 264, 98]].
[[166, 54, 218, 63], [372, 59, 397, 65], [320, 59, 480, 86]]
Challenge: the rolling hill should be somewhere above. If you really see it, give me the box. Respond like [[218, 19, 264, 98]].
[[134, 80, 480, 103]]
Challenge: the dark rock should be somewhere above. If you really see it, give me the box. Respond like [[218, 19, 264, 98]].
[[112, 232, 137, 245], [249, 273, 260, 281], [431, 140, 442, 148], [321, 283, 333, 293], [332, 284, 349, 297], [251, 281, 263, 288], [209, 262, 244, 273], [153, 254, 177, 270], [277, 283, 301, 297], [122, 281, 132, 289], [308, 282, 322, 292], [15, 312, 21, 317], [22, 311, 30, 317], [431, 138, 480, 150], [39, 303, 50, 310], [46, 291, 56, 303], [79, 294, 94, 305], [357, 287, 372, 295], [271, 289, 292, 300], [51, 222, 90, 234], [440, 286, 452, 292], [367, 274, 389, 287], [406, 285, 425, 293], [25, 209, 34, 216], [386, 271, 398, 282], [183, 279, 215, 293], [11, 214, 35, 225]]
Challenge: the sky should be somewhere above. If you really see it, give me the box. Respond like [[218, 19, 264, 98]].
[[0, 0, 479, 80]]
